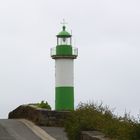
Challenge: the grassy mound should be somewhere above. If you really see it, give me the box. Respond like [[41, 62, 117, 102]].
[[65, 102, 140, 140]]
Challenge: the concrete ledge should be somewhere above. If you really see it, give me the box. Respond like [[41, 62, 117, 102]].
[[81, 131, 111, 140], [9, 105, 70, 127], [19, 119, 56, 140]]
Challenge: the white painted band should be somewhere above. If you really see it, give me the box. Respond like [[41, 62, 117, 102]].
[[55, 59, 74, 87]]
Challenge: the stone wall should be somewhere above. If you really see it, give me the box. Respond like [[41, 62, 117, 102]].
[[81, 131, 111, 140], [8, 105, 70, 127]]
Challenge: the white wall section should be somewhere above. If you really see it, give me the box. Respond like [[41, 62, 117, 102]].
[[55, 59, 74, 87]]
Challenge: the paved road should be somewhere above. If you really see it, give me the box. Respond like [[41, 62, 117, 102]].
[[0, 119, 41, 140]]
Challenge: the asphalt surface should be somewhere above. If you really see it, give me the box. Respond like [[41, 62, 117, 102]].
[[0, 119, 41, 140], [41, 127, 68, 140]]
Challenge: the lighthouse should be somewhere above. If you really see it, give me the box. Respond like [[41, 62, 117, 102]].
[[51, 24, 78, 111]]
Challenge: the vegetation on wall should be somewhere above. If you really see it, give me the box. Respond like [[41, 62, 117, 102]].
[[37, 100, 51, 109], [30, 100, 51, 110], [65, 102, 140, 140]]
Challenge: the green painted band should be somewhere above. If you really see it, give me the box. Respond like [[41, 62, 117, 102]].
[[55, 87, 74, 111], [56, 45, 72, 55]]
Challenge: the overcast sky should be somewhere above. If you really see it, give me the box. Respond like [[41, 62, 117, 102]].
[[0, 0, 140, 118]]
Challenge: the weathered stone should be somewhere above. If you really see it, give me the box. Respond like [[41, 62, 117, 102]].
[[8, 105, 70, 127]]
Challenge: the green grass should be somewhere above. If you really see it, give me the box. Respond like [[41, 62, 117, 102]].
[[29, 100, 51, 110], [64, 102, 140, 140]]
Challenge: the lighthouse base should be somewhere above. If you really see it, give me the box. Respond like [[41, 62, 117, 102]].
[[55, 87, 74, 111]]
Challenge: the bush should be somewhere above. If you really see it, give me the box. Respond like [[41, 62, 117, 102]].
[[64, 102, 140, 140], [34, 100, 51, 110]]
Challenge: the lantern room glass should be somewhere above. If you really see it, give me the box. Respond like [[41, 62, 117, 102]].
[[57, 37, 72, 45]]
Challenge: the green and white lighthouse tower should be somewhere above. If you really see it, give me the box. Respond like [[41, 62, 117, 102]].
[[51, 25, 78, 111]]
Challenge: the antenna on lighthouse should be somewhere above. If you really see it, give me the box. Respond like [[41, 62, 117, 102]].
[[61, 19, 67, 26]]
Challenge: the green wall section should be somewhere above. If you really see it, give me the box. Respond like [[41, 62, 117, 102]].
[[55, 87, 74, 111], [56, 45, 72, 56]]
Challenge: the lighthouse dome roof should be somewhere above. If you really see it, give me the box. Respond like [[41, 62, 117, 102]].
[[57, 26, 71, 37]]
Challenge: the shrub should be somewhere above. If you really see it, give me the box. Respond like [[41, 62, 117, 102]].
[[64, 102, 140, 140], [37, 100, 51, 110]]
